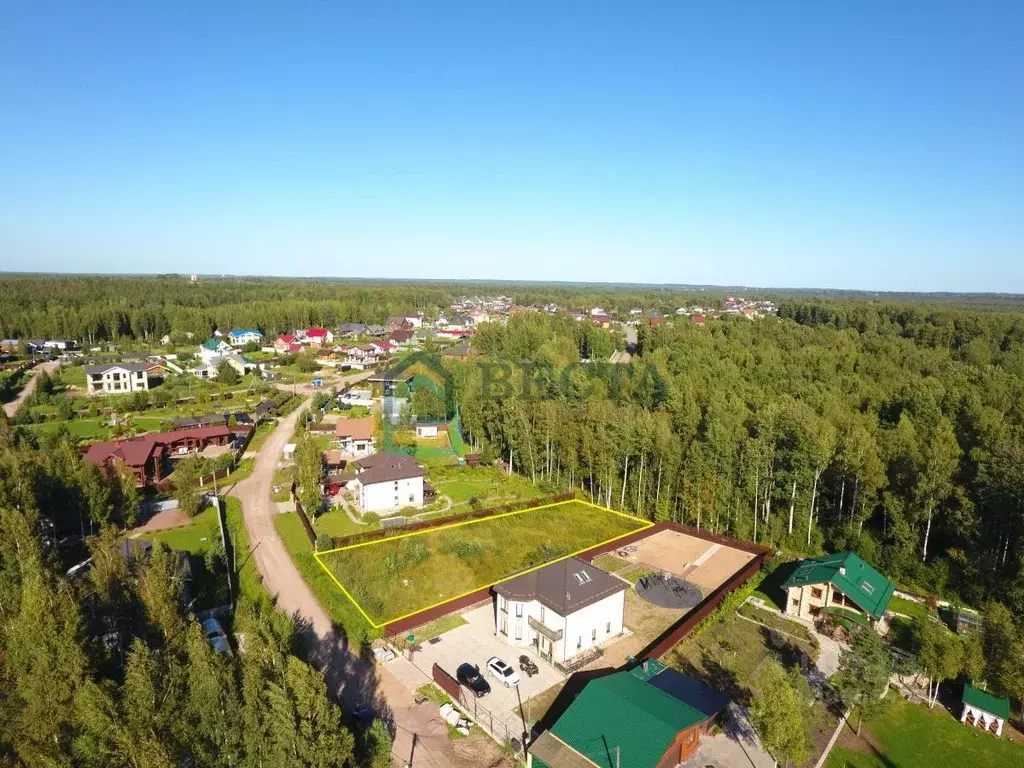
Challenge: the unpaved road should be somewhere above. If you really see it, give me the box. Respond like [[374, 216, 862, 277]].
[[2, 360, 60, 417], [230, 372, 502, 767]]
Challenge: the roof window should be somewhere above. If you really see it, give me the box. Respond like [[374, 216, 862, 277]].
[[573, 570, 592, 586], [861, 581, 874, 595]]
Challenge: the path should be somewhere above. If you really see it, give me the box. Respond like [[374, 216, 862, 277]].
[[230, 374, 496, 767], [2, 360, 60, 417]]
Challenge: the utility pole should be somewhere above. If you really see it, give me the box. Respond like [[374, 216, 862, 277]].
[[213, 474, 234, 608]]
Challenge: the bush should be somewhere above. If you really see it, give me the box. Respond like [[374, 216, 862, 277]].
[[315, 532, 334, 552], [363, 512, 381, 525]]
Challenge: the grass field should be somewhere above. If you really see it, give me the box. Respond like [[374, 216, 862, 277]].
[[827, 694, 1023, 768], [27, 415, 165, 441], [316, 500, 650, 626], [429, 466, 544, 508], [887, 595, 935, 620]]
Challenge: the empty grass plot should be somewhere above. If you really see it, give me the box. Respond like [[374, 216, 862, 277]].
[[314, 500, 651, 626]]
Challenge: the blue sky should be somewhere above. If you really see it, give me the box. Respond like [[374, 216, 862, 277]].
[[1, 1, 1021, 291]]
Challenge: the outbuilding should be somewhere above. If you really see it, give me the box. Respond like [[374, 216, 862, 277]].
[[961, 684, 1009, 737]]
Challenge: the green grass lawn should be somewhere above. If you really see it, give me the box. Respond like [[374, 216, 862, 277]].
[[247, 422, 275, 453], [27, 415, 165, 441], [317, 500, 649, 625], [394, 613, 467, 650], [591, 553, 632, 573], [827, 694, 1023, 768], [887, 595, 935, 620], [312, 503, 379, 539], [59, 365, 86, 388], [271, 467, 294, 502], [736, 602, 819, 647], [621, 565, 659, 584], [430, 466, 544, 507]]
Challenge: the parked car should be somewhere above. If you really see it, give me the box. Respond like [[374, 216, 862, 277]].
[[456, 663, 491, 697], [486, 657, 520, 687], [201, 617, 231, 655], [519, 655, 539, 678]]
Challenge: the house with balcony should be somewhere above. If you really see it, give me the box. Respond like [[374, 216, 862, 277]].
[[782, 550, 894, 628], [85, 362, 151, 395], [227, 329, 262, 347], [350, 452, 424, 513], [493, 557, 627, 670]]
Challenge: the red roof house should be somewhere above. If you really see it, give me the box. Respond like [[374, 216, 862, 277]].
[[691, 315, 707, 327]]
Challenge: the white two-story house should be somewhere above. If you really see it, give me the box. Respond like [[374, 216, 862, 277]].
[[85, 362, 151, 395], [493, 557, 627, 669], [350, 452, 424, 514]]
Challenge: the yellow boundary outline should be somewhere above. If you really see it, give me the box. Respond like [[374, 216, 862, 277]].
[[312, 499, 654, 629]]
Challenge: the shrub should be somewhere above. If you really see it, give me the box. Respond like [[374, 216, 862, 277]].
[[315, 532, 334, 552], [363, 512, 381, 525]]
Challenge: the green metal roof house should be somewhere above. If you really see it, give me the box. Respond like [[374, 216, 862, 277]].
[[781, 551, 894, 623], [528, 660, 728, 768], [961, 685, 1010, 736]]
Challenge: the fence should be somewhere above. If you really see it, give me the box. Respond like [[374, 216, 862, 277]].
[[292, 494, 317, 548], [329, 492, 575, 548], [430, 664, 527, 751]]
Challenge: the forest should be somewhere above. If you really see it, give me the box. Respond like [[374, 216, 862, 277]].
[[452, 303, 1024, 620], [0, 423, 387, 768]]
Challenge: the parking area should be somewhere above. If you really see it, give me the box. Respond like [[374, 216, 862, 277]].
[[390, 604, 566, 737]]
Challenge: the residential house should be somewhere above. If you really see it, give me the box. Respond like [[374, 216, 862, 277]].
[[442, 341, 473, 360], [227, 329, 262, 347], [691, 315, 707, 327], [199, 338, 233, 361], [364, 324, 388, 337], [782, 551, 894, 626], [84, 425, 233, 486], [301, 327, 334, 346], [190, 353, 256, 379], [371, 341, 395, 356], [647, 311, 664, 327], [273, 334, 296, 353], [337, 323, 366, 337], [403, 314, 423, 328], [961, 685, 1009, 737], [589, 314, 613, 328], [339, 388, 373, 407], [335, 417, 376, 456], [493, 557, 627, 667], [350, 453, 424, 513], [385, 316, 410, 332], [389, 329, 415, 346], [527, 660, 729, 768], [85, 363, 151, 395], [159, 331, 193, 346]]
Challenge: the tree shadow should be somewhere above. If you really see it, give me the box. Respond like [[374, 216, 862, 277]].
[[755, 560, 799, 611]]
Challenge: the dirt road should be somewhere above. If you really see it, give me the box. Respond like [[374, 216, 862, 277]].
[[231, 373, 503, 767], [2, 360, 60, 417]]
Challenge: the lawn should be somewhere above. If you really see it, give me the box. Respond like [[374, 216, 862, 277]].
[[887, 595, 935, 621], [429, 465, 544, 508], [316, 500, 650, 625], [591, 553, 632, 573], [393, 613, 467, 650], [827, 694, 1023, 768], [312, 502, 379, 539], [247, 421, 275, 453], [27, 415, 165, 441]]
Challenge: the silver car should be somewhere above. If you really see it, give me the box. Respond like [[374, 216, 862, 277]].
[[201, 617, 231, 655]]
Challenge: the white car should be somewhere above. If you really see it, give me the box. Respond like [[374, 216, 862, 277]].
[[202, 617, 231, 655], [486, 656, 520, 687]]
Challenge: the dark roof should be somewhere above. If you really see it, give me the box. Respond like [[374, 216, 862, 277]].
[[494, 557, 628, 616], [254, 399, 274, 414], [84, 362, 150, 374], [352, 453, 425, 484], [85, 438, 164, 468], [781, 551, 894, 619], [367, 370, 415, 383], [642, 662, 730, 719], [338, 323, 366, 334], [364, 324, 388, 336], [390, 329, 415, 342]]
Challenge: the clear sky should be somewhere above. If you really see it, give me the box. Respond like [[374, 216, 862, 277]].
[[1, 1, 1021, 292]]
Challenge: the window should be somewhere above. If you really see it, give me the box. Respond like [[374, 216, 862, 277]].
[[861, 581, 875, 595], [573, 570, 593, 586], [408, 494, 414, 503], [577, 636, 582, 650], [499, 596, 507, 612], [606, 621, 611, 634], [791, 598, 800, 608], [539, 606, 545, 623], [515, 602, 523, 618], [809, 606, 821, 617], [591, 628, 597, 642], [499, 617, 507, 635], [811, 587, 823, 599], [515, 623, 522, 640]]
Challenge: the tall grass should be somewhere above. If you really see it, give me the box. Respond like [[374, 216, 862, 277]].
[[319, 501, 647, 624]]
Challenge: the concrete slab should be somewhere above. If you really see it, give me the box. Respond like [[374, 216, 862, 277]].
[[399, 605, 566, 738]]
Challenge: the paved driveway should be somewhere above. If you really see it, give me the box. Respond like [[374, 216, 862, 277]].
[[397, 605, 566, 738]]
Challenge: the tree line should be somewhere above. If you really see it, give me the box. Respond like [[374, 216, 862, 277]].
[[451, 303, 1024, 620]]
